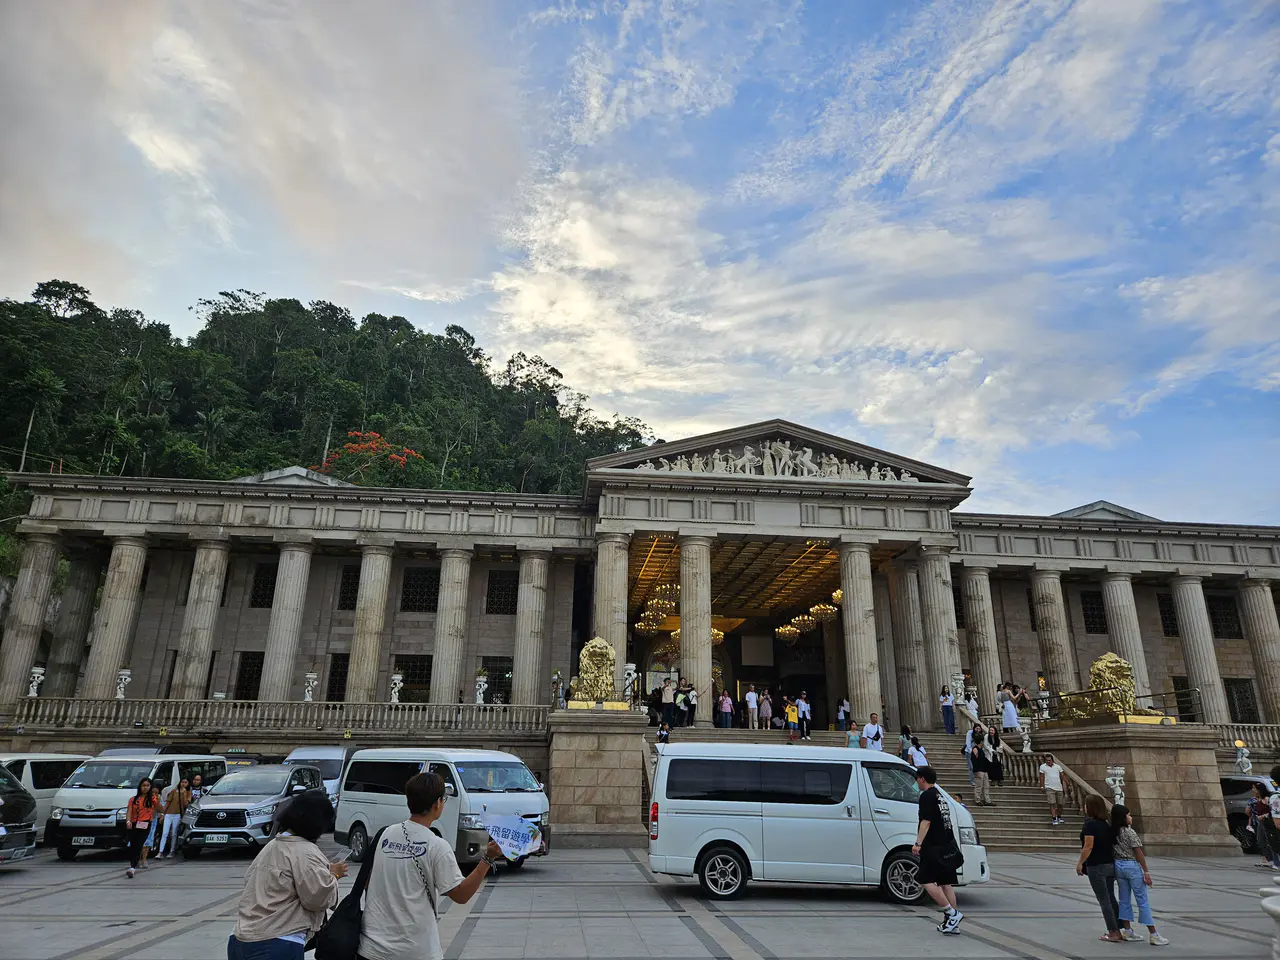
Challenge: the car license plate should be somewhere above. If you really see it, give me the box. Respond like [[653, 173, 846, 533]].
[[205, 834, 229, 844], [71, 836, 95, 846]]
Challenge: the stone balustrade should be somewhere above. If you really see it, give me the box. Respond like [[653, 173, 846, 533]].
[[1210, 722, 1280, 752]]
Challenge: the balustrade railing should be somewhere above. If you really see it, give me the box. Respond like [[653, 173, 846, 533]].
[[1210, 723, 1280, 752], [13, 697, 551, 735]]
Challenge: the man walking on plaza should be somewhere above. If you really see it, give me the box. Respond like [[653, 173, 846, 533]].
[[1039, 753, 1065, 825], [745, 685, 759, 729], [913, 765, 965, 934], [861, 712, 884, 751]]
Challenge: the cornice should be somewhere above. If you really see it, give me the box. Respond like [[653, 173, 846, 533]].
[[954, 511, 1280, 539], [587, 468, 972, 507]]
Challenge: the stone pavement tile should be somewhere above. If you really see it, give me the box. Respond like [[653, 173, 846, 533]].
[[732, 913, 1019, 958], [986, 914, 1266, 959], [19, 883, 237, 917], [520, 918, 589, 958], [1, 919, 141, 960], [132, 921, 233, 960]]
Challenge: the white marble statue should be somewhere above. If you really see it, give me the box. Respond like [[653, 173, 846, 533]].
[[770, 439, 795, 475], [1237, 745, 1254, 775], [1105, 765, 1126, 806], [27, 665, 45, 698], [794, 446, 820, 476], [900, 469, 917, 482], [303, 671, 318, 702], [629, 439, 935, 484], [115, 668, 132, 700], [689, 453, 705, 472], [638, 460, 656, 471], [474, 674, 488, 704], [389, 672, 404, 704], [881, 465, 897, 481]]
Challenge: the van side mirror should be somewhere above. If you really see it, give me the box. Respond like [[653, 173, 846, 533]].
[[289, 784, 306, 795], [444, 782, 456, 797]]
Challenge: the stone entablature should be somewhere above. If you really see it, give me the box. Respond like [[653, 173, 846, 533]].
[[954, 512, 1280, 577]]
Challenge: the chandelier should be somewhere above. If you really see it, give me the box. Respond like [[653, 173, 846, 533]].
[[634, 620, 659, 637], [791, 613, 818, 633], [832, 588, 843, 605], [810, 602, 838, 623], [775, 624, 800, 643], [652, 582, 679, 602], [669, 627, 725, 645], [651, 637, 680, 663]]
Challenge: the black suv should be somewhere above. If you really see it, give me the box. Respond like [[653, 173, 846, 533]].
[[0, 762, 37, 865]]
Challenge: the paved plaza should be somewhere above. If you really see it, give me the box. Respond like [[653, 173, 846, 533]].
[[0, 843, 1269, 960]]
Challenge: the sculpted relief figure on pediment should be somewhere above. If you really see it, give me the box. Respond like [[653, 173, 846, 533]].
[[633, 438, 930, 483]]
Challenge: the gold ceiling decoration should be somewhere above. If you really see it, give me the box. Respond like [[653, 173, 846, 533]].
[[669, 627, 725, 645], [832, 588, 843, 605], [775, 624, 800, 642], [650, 637, 680, 664], [810, 602, 838, 623], [791, 613, 818, 633], [634, 621, 659, 637], [652, 583, 680, 602]]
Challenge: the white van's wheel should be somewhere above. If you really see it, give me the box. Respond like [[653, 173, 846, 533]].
[[348, 823, 369, 863], [698, 846, 747, 900], [882, 851, 924, 904]]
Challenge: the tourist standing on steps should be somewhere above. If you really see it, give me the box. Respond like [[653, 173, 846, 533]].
[[861, 712, 885, 751], [1039, 754, 1065, 825], [999, 684, 1020, 732], [656, 722, 671, 745], [797, 692, 812, 740], [837, 697, 851, 732], [963, 724, 980, 784], [124, 778, 157, 879], [1077, 794, 1122, 943], [745, 685, 759, 729], [899, 725, 913, 760], [758, 689, 773, 729], [907, 737, 928, 767], [718, 691, 733, 728], [784, 698, 799, 740], [986, 726, 1004, 786], [661, 679, 675, 727], [913, 765, 965, 935], [939, 686, 956, 735], [686, 685, 698, 726], [1110, 804, 1170, 946]]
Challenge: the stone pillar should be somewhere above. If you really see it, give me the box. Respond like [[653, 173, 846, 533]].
[[888, 560, 930, 731], [918, 545, 962, 703], [1169, 575, 1230, 724], [428, 548, 473, 704], [81, 537, 148, 700], [873, 575, 900, 728], [838, 541, 880, 724], [344, 545, 395, 702], [1100, 573, 1152, 698], [258, 541, 314, 702], [0, 533, 61, 707], [679, 535, 713, 726], [1240, 579, 1280, 724], [1030, 569, 1074, 696], [43, 548, 102, 698], [960, 566, 1002, 717], [512, 550, 551, 704], [821, 618, 844, 726], [592, 533, 630, 682], [170, 540, 231, 700]]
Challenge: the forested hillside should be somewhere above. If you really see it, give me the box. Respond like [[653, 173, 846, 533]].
[[0, 280, 651, 573]]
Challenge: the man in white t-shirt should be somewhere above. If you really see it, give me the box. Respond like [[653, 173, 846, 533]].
[[1038, 754, 1065, 825], [745, 685, 759, 729], [861, 712, 885, 751], [797, 692, 812, 740], [359, 773, 502, 960]]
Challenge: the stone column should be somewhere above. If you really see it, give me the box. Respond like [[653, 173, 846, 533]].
[[679, 535, 713, 726], [873, 575, 900, 728], [821, 618, 844, 725], [428, 548, 473, 704], [1029, 569, 1074, 696], [838, 541, 880, 724], [918, 545, 962, 701], [0, 533, 61, 707], [592, 533, 630, 682], [171, 540, 231, 700], [888, 560, 930, 730], [1100, 573, 1152, 698], [43, 548, 102, 698], [512, 551, 551, 704], [960, 566, 1002, 717], [1240, 579, 1280, 724], [1169, 575, 1230, 724], [257, 541, 315, 702], [345, 545, 395, 702], [81, 536, 148, 700]]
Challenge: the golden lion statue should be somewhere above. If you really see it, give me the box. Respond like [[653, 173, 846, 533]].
[[571, 636, 617, 702], [1058, 653, 1163, 719]]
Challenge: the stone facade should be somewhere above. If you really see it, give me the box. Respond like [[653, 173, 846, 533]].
[[547, 710, 649, 847]]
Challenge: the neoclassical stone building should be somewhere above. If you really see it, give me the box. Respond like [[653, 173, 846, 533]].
[[2, 420, 1278, 736]]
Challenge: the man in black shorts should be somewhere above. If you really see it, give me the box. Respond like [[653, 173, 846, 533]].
[[912, 765, 964, 934]]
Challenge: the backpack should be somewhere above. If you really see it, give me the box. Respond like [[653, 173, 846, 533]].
[[311, 826, 386, 960]]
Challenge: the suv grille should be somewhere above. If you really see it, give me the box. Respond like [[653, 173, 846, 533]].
[[196, 809, 247, 828]]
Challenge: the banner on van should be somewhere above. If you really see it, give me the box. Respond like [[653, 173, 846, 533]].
[[480, 814, 543, 860]]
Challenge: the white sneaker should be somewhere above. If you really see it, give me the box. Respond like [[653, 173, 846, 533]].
[[942, 910, 964, 934], [126, 868, 135, 879], [1149, 934, 1169, 946], [1122, 929, 1144, 942]]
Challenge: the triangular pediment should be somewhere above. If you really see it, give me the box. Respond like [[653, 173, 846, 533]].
[[588, 419, 969, 486], [1052, 500, 1159, 522], [234, 466, 356, 488]]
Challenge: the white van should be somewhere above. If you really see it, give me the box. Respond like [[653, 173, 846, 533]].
[[0, 754, 90, 842], [48, 753, 226, 859], [334, 748, 549, 867], [648, 743, 988, 902], [283, 745, 356, 806]]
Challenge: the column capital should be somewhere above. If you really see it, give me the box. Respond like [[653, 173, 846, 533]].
[[961, 565, 993, 579], [439, 547, 473, 562], [110, 535, 149, 550], [1241, 577, 1274, 590], [277, 539, 314, 557], [1170, 574, 1203, 588], [193, 538, 232, 553], [519, 548, 554, 562], [1100, 571, 1133, 585], [918, 543, 954, 558], [359, 543, 396, 559], [838, 541, 872, 558], [1030, 567, 1063, 583], [596, 532, 631, 546], [677, 534, 714, 549]]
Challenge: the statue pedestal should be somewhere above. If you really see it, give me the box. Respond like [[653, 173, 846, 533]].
[[1034, 724, 1237, 857], [548, 710, 650, 849]]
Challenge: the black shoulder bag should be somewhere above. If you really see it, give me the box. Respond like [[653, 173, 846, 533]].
[[311, 826, 386, 960]]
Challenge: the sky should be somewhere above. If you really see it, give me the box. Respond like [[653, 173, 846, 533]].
[[1, 0, 1277, 523]]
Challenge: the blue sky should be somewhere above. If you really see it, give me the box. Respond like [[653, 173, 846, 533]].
[[2, 0, 1277, 521]]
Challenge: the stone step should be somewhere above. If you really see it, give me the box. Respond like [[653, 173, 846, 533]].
[[647, 728, 849, 747]]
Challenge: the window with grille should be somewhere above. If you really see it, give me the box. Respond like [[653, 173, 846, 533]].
[[1206, 594, 1244, 639], [485, 570, 519, 615], [326, 653, 350, 702], [401, 567, 440, 612], [1225, 678, 1261, 724], [234, 651, 265, 700], [249, 563, 278, 608], [394, 655, 433, 703], [1025, 588, 1038, 632], [481, 656, 514, 703], [1080, 591, 1109, 635], [337, 564, 361, 611], [952, 584, 966, 629], [1157, 593, 1179, 637]]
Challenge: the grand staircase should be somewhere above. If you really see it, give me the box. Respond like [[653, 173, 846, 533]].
[[913, 731, 1084, 852]]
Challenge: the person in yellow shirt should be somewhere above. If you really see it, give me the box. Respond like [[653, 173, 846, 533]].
[[784, 699, 799, 741]]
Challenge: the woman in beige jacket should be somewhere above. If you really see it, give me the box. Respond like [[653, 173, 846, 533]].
[[229, 789, 347, 960]]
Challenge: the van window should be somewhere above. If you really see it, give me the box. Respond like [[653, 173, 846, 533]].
[[666, 759, 760, 801], [150, 761, 176, 789], [344, 760, 423, 795], [285, 757, 344, 781], [180, 760, 224, 787], [64, 760, 157, 790], [4, 759, 26, 779], [865, 764, 921, 803], [31, 760, 82, 791], [761, 761, 851, 805], [427, 763, 455, 787]]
